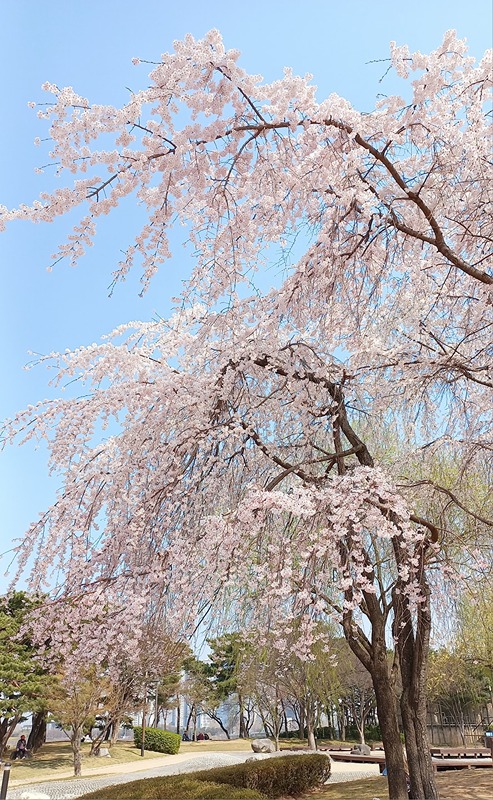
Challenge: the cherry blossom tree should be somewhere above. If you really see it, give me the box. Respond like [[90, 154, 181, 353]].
[[2, 29, 492, 800], [47, 666, 111, 776]]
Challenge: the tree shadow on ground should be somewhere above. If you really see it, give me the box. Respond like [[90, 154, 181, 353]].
[[306, 769, 493, 800]]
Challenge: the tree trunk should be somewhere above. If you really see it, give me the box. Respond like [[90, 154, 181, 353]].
[[0, 719, 7, 757], [71, 725, 84, 776], [306, 698, 317, 750], [244, 700, 255, 736], [110, 716, 122, 745], [176, 695, 181, 735], [458, 708, 466, 746], [185, 705, 194, 733], [192, 707, 197, 742], [27, 711, 47, 753], [342, 592, 410, 800], [90, 716, 113, 755], [238, 691, 247, 738], [337, 703, 346, 741], [372, 665, 410, 800], [0, 715, 21, 758], [306, 718, 317, 750], [205, 710, 230, 739], [394, 558, 439, 800], [298, 704, 305, 741]]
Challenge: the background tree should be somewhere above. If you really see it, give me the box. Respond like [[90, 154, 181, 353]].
[[153, 670, 183, 730], [272, 625, 340, 749], [91, 633, 189, 752], [47, 667, 110, 776], [182, 655, 232, 739], [0, 592, 52, 757], [456, 586, 493, 675], [250, 655, 286, 751], [205, 633, 252, 738], [427, 649, 491, 745], [335, 641, 378, 745]]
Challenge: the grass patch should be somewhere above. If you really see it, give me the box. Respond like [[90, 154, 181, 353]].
[[307, 775, 388, 800], [6, 740, 163, 781], [179, 738, 255, 754]]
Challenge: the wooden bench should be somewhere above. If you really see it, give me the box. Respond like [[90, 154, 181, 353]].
[[327, 748, 492, 773], [319, 745, 351, 752], [431, 756, 492, 771], [328, 750, 387, 771], [430, 747, 490, 759]]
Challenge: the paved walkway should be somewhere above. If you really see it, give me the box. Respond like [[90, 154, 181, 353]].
[[6, 751, 380, 799]]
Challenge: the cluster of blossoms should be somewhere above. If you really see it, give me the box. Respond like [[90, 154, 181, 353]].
[[1, 30, 491, 667]]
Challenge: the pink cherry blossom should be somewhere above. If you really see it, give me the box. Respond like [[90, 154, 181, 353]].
[[2, 30, 491, 800]]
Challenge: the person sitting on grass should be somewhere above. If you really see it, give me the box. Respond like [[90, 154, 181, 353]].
[[14, 734, 28, 759]]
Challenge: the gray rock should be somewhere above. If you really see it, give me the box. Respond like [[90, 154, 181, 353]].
[[93, 746, 111, 757], [251, 737, 276, 753], [350, 743, 371, 755], [246, 753, 270, 761], [19, 793, 50, 799]]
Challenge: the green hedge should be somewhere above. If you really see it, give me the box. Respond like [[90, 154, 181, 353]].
[[80, 776, 267, 799], [133, 726, 181, 754], [79, 753, 330, 799], [346, 722, 381, 741], [192, 753, 331, 798], [279, 725, 336, 739]]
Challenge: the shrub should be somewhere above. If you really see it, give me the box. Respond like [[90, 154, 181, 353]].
[[365, 723, 382, 742], [79, 754, 329, 799], [192, 753, 331, 798], [133, 726, 181, 754], [80, 776, 267, 799], [279, 725, 336, 740], [345, 722, 381, 742], [278, 729, 300, 739]]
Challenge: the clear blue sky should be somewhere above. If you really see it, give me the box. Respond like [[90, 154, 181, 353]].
[[0, 0, 491, 587]]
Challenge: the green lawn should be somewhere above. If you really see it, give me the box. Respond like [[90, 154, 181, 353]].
[[3, 737, 352, 782], [4, 736, 338, 783], [5, 740, 164, 781], [179, 738, 255, 754]]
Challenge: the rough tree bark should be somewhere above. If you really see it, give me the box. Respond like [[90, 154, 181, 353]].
[[0, 715, 21, 758], [70, 724, 84, 777], [27, 711, 47, 753], [341, 595, 410, 800], [238, 691, 247, 738], [394, 566, 438, 800]]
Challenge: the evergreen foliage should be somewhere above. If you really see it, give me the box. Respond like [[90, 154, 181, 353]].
[[0, 592, 52, 756]]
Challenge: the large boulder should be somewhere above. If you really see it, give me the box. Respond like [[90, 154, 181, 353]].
[[251, 737, 276, 753], [350, 742, 371, 755]]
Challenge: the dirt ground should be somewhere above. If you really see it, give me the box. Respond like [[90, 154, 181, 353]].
[[434, 768, 493, 799], [303, 768, 493, 800]]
